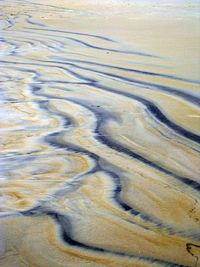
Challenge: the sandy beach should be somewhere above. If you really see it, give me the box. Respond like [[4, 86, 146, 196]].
[[1, 0, 200, 266]]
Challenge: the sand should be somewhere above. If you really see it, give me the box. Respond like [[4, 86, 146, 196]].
[[1, 0, 200, 266]]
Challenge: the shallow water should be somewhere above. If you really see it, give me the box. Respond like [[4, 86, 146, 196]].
[[1, 0, 200, 266]]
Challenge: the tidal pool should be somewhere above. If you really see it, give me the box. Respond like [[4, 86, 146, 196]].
[[0, 0, 200, 266]]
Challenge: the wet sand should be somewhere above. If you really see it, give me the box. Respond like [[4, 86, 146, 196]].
[[1, 0, 200, 266]]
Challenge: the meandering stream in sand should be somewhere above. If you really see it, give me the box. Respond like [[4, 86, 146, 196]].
[[1, 0, 200, 266]]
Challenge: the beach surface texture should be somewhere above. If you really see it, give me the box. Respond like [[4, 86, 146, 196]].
[[1, 0, 200, 266]]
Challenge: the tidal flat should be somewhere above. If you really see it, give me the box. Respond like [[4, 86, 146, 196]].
[[0, 0, 200, 266]]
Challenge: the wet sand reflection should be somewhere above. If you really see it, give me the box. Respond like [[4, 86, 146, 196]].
[[1, 0, 200, 266]]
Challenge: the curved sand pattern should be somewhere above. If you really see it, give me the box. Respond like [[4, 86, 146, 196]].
[[1, 0, 200, 266]]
